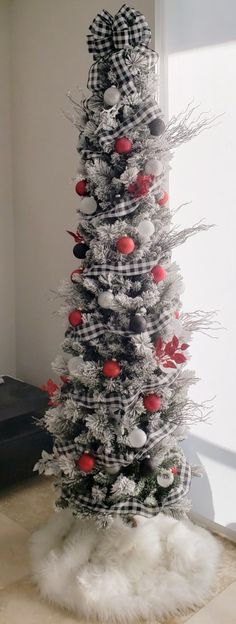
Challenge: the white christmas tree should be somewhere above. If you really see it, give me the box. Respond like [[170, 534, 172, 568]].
[[36, 4, 212, 528]]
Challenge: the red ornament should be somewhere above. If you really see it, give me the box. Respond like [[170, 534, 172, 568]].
[[102, 360, 121, 378], [157, 191, 169, 206], [70, 268, 83, 283], [143, 394, 161, 412], [128, 173, 154, 198], [151, 265, 166, 283], [116, 236, 135, 254], [171, 466, 179, 475], [114, 137, 133, 154], [75, 179, 87, 196], [76, 453, 95, 473], [174, 310, 180, 319], [68, 309, 83, 327]]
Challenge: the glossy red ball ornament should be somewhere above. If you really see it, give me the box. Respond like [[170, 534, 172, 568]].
[[171, 466, 179, 475], [116, 236, 135, 254], [143, 394, 161, 412], [75, 179, 87, 196], [76, 453, 95, 473], [102, 360, 121, 378], [70, 268, 83, 283], [151, 265, 166, 283], [114, 137, 133, 154], [158, 191, 169, 206], [68, 309, 83, 327], [175, 310, 180, 319]]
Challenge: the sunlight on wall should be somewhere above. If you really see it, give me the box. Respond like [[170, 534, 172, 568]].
[[167, 41, 236, 529]]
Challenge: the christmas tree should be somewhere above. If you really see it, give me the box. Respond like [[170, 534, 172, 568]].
[[35, 5, 212, 528]]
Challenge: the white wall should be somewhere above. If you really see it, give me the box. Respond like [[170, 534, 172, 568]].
[[0, 0, 16, 376], [9, 0, 155, 385], [163, 0, 236, 537]]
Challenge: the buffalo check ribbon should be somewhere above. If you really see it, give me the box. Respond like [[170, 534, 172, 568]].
[[65, 308, 172, 343]]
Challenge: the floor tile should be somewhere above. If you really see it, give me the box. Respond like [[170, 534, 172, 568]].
[[0, 513, 29, 590], [0, 577, 80, 623], [0, 477, 54, 532], [214, 535, 236, 594], [186, 580, 236, 624]]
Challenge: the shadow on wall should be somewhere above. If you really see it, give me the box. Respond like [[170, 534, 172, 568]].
[[182, 436, 215, 521], [182, 434, 236, 522]]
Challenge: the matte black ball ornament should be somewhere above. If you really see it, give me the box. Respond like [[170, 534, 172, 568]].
[[148, 117, 165, 136], [73, 242, 89, 259], [140, 457, 156, 476], [129, 313, 147, 334]]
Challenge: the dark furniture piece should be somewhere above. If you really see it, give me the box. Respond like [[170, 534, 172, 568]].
[[0, 375, 52, 487]]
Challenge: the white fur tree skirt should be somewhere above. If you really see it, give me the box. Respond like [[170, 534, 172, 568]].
[[30, 510, 220, 622]]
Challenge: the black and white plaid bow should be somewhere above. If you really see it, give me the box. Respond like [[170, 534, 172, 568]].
[[87, 5, 151, 59], [87, 5, 158, 95]]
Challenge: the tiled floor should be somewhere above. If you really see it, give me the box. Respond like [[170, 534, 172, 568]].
[[0, 477, 235, 623]]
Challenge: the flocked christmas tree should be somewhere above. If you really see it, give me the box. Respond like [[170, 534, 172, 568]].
[[35, 5, 213, 528]]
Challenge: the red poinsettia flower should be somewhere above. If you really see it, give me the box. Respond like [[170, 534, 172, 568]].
[[128, 173, 154, 198], [66, 230, 84, 243], [155, 335, 189, 370], [40, 378, 59, 406]]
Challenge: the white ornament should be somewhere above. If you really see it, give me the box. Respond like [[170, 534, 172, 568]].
[[104, 86, 121, 107], [145, 158, 163, 177], [128, 427, 147, 448], [157, 469, 174, 488], [98, 290, 114, 309], [68, 356, 84, 376], [137, 219, 155, 240], [106, 465, 120, 475], [79, 197, 97, 215]]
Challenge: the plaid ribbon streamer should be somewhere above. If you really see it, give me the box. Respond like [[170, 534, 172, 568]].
[[54, 420, 177, 468], [99, 100, 161, 151], [87, 45, 157, 96], [60, 369, 180, 413], [80, 180, 161, 222], [66, 456, 191, 518], [87, 5, 151, 59], [65, 308, 171, 343], [84, 258, 157, 278]]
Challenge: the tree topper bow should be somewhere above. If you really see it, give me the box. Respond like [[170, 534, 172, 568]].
[[87, 4, 157, 96]]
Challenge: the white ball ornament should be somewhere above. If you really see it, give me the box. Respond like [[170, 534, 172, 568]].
[[67, 356, 84, 376], [79, 197, 97, 215], [128, 427, 147, 448], [137, 219, 155, 240], [98, 290, 114, 309], [106, 465, 120, 475], [157, 469, 174, 488], [145, 158, 163, 177], [104, 86, 121, 107]]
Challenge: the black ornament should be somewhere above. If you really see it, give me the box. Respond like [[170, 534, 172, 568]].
[[129, 314, 147, 334], [140, 457, 156, 476], [73, 242, 89, 259], [148, 117, 165, 136]]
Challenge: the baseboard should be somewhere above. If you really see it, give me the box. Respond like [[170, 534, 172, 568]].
[[190, 512, 236, 543]]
